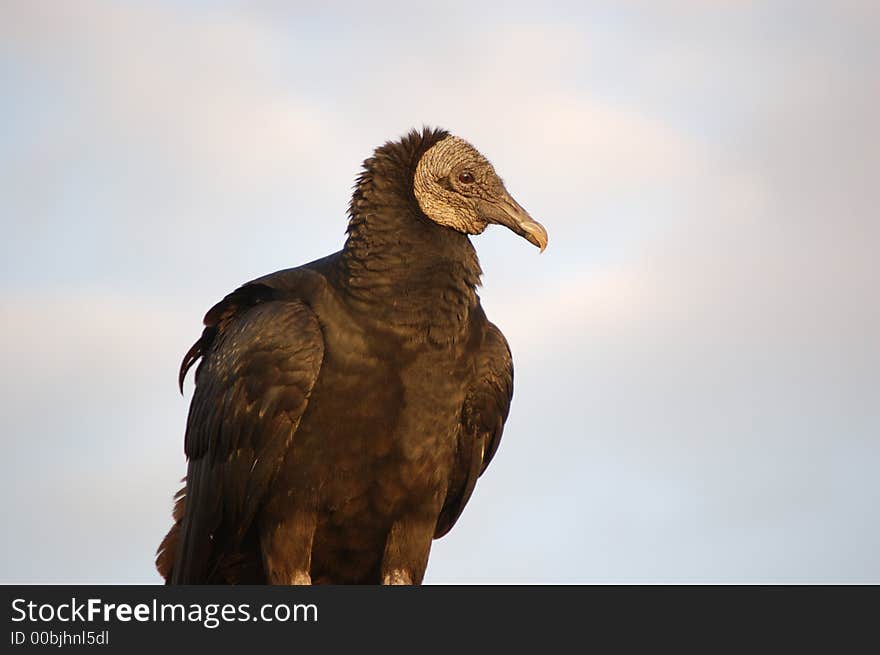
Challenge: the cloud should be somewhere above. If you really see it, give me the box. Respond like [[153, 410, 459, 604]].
[[2, 1, 344, 197], [0, 291, 191, 582], [2, 1, 715, 298], [2, 0, 878, 583]]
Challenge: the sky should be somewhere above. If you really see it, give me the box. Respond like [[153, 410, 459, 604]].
[[1, 0, 878, 583]]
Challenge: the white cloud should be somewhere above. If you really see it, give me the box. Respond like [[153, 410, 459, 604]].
[[2, 0, 878, 583], [3, 1, 341, 183]]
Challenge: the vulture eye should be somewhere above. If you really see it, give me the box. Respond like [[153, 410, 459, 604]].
[[458, 171, 475, 184]]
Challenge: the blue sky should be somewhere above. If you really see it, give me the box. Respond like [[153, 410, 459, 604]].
[[1, 0, 878, 583]]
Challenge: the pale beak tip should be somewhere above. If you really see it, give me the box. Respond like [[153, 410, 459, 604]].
[[521, 221, 549, 253]]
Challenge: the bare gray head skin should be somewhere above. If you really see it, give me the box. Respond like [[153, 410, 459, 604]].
[[413, 136, 548, 252]]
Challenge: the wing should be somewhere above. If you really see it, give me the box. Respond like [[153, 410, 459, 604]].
[[435, 321, 513, 538], [159, 286, 324, 583]]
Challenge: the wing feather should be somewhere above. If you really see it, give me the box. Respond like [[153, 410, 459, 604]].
[[435, 321, 513, 538], [163, 297, 324, 583]]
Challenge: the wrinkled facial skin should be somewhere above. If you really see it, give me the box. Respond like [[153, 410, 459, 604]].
[[414, 136, 548, 251]]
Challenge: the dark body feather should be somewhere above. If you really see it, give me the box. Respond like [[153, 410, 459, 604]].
[[158, 129, 514, 584]]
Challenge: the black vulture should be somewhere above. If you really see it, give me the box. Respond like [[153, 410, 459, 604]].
[[157, 127, 548, 584]]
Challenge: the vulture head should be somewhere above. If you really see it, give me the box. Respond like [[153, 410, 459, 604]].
[[412, 135, 548, 252]]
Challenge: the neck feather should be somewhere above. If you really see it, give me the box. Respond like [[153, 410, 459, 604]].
[[340, 129, 482, 344]]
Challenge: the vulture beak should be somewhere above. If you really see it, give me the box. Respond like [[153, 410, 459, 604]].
[[477, 193, 548, 252]]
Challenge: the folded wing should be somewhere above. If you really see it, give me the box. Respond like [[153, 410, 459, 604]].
[[158, 286, 324, 583]]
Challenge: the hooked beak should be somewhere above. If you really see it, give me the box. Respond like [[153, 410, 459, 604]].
[[476, 193, 548, 252]]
